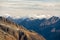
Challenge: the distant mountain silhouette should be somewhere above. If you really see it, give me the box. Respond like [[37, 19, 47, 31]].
[[0, 16, 45, 40], [11, 16, 60, 40]]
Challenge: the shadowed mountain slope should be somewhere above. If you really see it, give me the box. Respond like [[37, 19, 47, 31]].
[[12, 16, 60, 40]]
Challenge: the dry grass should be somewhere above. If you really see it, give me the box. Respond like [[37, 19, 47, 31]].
[[0, 17, 46, 40]]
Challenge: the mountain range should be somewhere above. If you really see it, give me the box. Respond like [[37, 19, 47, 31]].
[[7, 16, 60, 40]]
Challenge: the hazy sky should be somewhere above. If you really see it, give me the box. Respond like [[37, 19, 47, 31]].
[[0, 0, 60, 18]]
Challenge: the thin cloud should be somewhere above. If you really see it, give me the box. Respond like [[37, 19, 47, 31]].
[[0, 1, 60, 17], [0, 2, 60, 11], [0, 0, 60, 2]]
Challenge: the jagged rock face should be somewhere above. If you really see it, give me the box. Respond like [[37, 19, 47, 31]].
[[0, 16, 45, 40]]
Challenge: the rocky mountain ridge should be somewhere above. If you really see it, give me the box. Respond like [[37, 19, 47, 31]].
[[0, 16, 45, 40]]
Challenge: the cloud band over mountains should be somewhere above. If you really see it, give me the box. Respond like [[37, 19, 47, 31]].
[[0, 0, 60, 18]]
